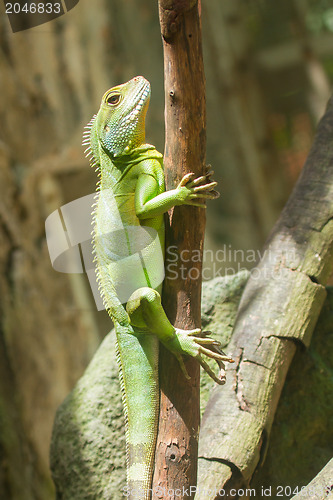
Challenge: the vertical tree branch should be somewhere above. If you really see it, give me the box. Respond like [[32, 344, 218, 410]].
[[153, 1, 206, 498]]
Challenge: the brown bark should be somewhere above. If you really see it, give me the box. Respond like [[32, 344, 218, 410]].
[[196, 96, 333, 498], [152, 1, 206, 498]]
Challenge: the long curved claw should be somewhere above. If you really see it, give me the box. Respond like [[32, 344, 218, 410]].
[[199, 330, 215, 338], [175, 353, 191, 380], [187, 328, 205, 337], [198, 343, 231, 385], [192, 337, 221, 346], [187, 175, 207, 187], [187, 328, 234, 363], [193, 181, 218, 192], [197, 333, 233, 384], [187, 166, 215, 187], [167, 327, 233, 384], [198, 344, 233, 362], [189, 179, 220, 200], [193, 331, 234, 384], [205, 169, 215, 179], [199, 356, 226, 385], [178, 172, 196, 187], [205, 165, 220, 196], [210, 342, 234, 362]]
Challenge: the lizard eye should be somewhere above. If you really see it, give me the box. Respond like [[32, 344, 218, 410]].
[[106, 94, 121, 106]]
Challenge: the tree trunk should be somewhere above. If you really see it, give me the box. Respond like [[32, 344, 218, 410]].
[[153, 1, 206, 498]]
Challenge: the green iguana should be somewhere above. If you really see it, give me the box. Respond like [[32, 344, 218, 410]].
[[83, 76, 233, 500]]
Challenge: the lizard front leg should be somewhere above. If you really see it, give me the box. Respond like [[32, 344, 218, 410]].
[[126, 287, 233, 384], [135, 167, 219, 220]]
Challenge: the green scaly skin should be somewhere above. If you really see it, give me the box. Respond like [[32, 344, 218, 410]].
[[83, 76, 233, 500]]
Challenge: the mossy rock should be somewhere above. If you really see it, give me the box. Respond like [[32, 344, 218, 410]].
[[50, 276, 332, 499], [50, 272, 249, 499]]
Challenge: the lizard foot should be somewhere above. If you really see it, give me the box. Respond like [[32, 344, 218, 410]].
[[176, 171, 220, 208], [165, 328, 234, 385]]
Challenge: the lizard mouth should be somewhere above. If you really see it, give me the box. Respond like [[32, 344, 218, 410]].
[[122, 78, 150, 126]]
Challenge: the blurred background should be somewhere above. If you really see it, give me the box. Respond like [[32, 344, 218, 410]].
[[0, 0, 332, 498]]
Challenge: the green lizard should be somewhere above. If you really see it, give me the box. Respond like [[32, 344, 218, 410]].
[[83, 76, 233, 500]]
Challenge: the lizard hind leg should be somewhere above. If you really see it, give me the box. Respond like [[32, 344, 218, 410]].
[[126, 287, 234, 385]]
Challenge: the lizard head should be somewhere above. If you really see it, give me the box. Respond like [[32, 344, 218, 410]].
[[87, 76, 151, 159]]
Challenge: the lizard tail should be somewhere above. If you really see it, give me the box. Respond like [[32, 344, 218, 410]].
[[116, 327, 159, 500]]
